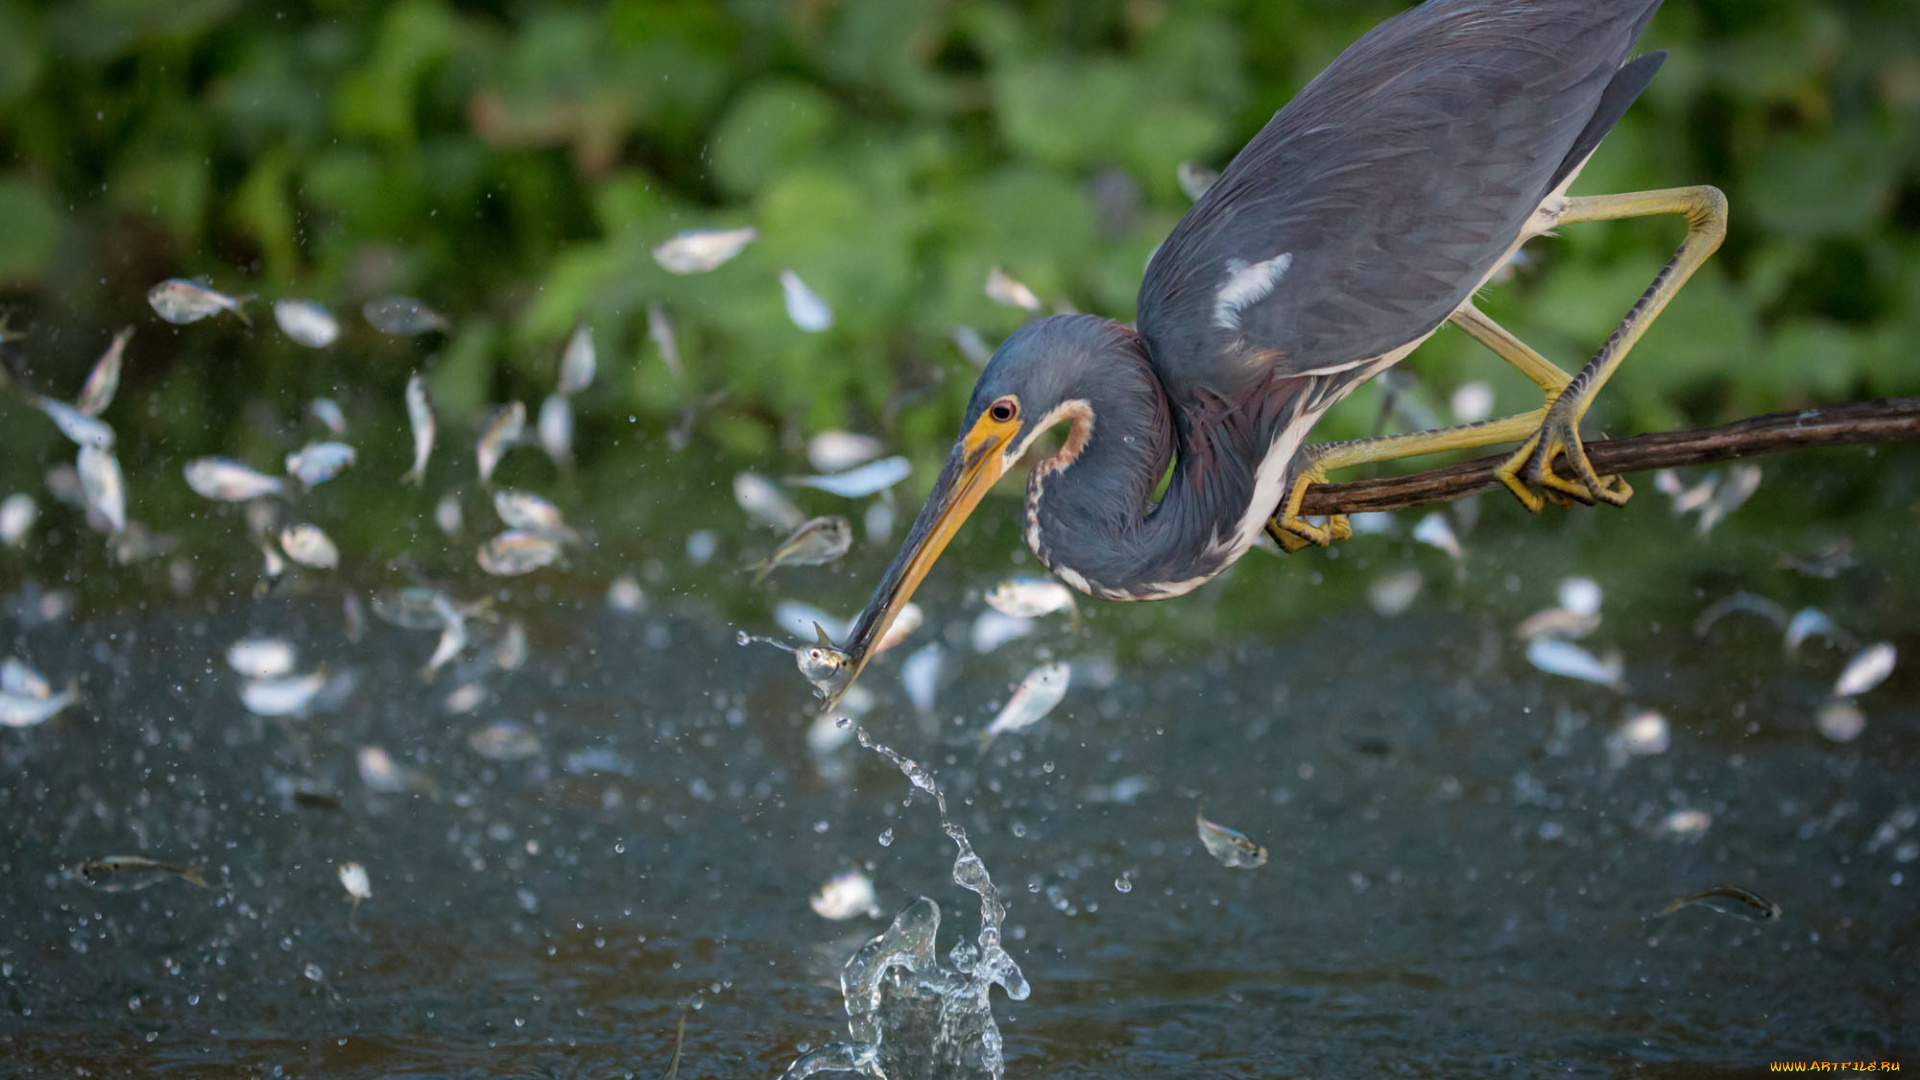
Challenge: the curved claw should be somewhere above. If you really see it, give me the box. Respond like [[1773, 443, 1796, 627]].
[[1496, 410, 1633, 512], [1266, 469, 1350, 554]]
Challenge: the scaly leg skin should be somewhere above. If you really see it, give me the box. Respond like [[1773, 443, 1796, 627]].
[[1496, 186, 1729, 512]]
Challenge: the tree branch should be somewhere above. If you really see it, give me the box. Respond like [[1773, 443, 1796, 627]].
[[1297, 398, 1920, 516]]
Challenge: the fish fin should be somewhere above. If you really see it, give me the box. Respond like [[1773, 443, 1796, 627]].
[[231, 297, 255, 327], [182, 865, 210, 889], [813, 622, 835, 647]]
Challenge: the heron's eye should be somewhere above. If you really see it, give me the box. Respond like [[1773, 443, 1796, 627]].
[[988, 398, 1018, 424]]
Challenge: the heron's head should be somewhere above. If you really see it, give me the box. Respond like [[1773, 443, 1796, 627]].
[[828, 315, 1128, 707]]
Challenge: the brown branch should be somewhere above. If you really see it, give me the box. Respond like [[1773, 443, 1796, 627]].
[[1298, 397, 1920, 516]]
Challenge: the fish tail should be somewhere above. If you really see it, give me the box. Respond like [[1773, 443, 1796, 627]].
[[975, 729, 997, 753], [182, 865, 210, 889], [1653, 897, 1685, 918], [231, 297, 256, 327], [748, 560, 772, 584], [400, 466, 422, 487]]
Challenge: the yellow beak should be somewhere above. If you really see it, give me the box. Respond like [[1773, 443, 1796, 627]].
[[825, 414, 1018, 710]]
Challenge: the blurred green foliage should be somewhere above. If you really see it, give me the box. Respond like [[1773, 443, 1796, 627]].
[[0, 0, 1917, 463]]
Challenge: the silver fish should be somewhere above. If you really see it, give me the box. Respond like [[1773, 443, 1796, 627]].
[[1696, 464, 1762, 536], [402, 374, 435, 486], [77, 445, 126, 535], [492, 488, 577, 543], [185, 457, 284, 501], [1525, 638, 1625, 690], [240, 670, 327, 717], [1654, 468, 1720, 515], [362, 295, 449, 336], [985, 577, 1077, 619], [738, 624, 852, 699], [148, 278, 250, 325], [538, 393, 573, 468], [773, 602, 849, 643], [274, 298, 340, 348], [985, 265, 1041, 311], [873, 602, 922, 655], [285, 441, 356, 486], [476, 401, 526, 484], [1412, 511, 1463, 559], [1176, 160, 1219, 201], [1366, 569, 1424, 618], [969, 610, 1035, 654], [806, 431, 883, 472], [733, 472, 806, 531], [1815, 699, 1866, 743], [0, 681, 78, 728], [981, 662, 1070, 744], [1834, 643, 1896, 698], [308, 397, 347, 434], [1196, 808, 1269, 869], [779, 269, 833, 332], [784, 456, 911, 498], [434, 493, 462, 535], [1515, 607, 1600, 642], [77, 856, 208, 892], [651, 227, 757, 274], [338, 861, 371, 923], [557, 322, 595, 395], [1655, 885, 1781, 923], [0, 657, 50, 698], [494, 619, 528, 671], [477, 530, 563, 576], [0, 493, 35, 547], [900, 642, 943, 715], [467, 719, 542, 761], [357, 745, 433, 795], [1784, 607, 1857, 655], [370, 588, 492, 631], [35, 396, 114, 449], [647, 303, 684, 380], [748, 515, 852, 582], [226, 637, 296, 679], [949, 326, 992, 367], [1693, 591, 1788, 636], [421, 594, 466, 680], [279, 523, 340, 569], [76, 327, 132, 418]]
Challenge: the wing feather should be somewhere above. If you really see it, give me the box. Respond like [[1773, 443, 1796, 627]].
[[1138, 0, 1665, 404]]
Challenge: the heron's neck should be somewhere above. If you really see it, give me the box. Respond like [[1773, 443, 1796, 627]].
[[1025, 335, 1312, 600]]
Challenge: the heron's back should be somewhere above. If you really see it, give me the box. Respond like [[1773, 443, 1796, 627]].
[[1138, 0, 1665, 401]]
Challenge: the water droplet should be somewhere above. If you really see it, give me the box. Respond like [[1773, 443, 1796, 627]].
[[1042, 761, 1055, 773], [1114, 874, 1132, 894], [877, 828, 893, 847]]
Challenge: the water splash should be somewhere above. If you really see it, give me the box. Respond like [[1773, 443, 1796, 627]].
[[779, 727, 1029, 1080]]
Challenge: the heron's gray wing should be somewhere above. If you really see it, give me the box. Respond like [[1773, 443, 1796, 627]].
[[1137, 0, 1665, 404]]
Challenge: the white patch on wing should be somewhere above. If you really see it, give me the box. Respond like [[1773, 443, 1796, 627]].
[[1211, 253, 1293, 332]]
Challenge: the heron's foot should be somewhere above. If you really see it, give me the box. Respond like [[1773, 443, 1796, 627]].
[[1266, 470, 1352, 553], [1494, 401, 1633, 513]]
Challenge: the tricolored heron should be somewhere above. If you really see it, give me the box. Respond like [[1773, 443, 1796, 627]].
[[827, 0, 1725, 706]]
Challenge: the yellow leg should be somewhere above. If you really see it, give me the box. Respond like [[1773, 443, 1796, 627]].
[[1496, 186, 1728, 512]]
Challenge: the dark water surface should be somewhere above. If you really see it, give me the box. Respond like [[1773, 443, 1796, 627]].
[[2, 449, 1918, 1078]]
